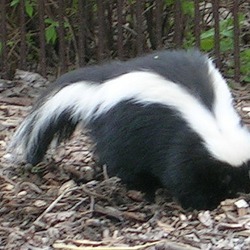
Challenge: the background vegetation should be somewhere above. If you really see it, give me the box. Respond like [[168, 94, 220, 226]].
[[1, 0, 250, 82]]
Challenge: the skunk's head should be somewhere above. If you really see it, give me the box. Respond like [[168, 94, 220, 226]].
[[165, 147, 250, 210], [7, 50, 250, 210]]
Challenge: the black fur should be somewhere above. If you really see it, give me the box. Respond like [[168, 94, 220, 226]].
[[27, 108, 78, 165], [89, 101, 250, 210], [55, 50, 215, 110], [11, 50, 250, 210]]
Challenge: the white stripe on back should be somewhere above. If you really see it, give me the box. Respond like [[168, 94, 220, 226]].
[[10, 64, 250, 166]]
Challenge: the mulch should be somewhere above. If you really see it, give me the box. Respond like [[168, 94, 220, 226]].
[[1, 71, 250, 250]]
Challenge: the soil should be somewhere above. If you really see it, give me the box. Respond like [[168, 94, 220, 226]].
[[1, 71, 250, 250]]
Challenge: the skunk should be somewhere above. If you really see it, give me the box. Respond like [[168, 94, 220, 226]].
[[8, 50, 250, 210]]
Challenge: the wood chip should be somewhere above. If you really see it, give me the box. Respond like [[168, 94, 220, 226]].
[[198, 211, 213, 227]]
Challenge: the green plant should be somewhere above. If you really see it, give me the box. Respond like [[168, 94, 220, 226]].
[[182, 0, 194, 17], [200, 18, 234, 52], [45, 18, 59, 45], [240, 49, 250, 83], [10, 0, 36, 18]]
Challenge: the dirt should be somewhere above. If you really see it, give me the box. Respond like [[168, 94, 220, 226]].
[[1, 71, 250, 250]]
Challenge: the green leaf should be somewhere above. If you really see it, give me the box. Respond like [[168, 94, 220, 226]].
[[45, 18, 59, 26], [200, 38, 214, 52], [45, 18, 59, 44], [242, 75, 250, 83], [10, 0, 20, 7], [200, 28, 214, 40], [220, 29, 233, 38], [182, 1, 194, 17], [164, 0, 175, 7], [45, 25, 57, 44], [220, 39, 233, 52], [25, 0, 34, 17], [241, 48, 250, 58], [64, 20, 70, 29], [128, 0, 136, 4]]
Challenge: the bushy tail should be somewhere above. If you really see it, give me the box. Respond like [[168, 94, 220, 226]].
[[8, 81, 99, 165]]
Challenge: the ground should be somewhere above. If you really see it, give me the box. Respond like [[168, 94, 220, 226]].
[[1, 71, 250, 250]]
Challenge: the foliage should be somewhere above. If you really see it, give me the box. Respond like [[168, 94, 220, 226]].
[[199, 14, 245, 52], [181, 1, 195, 17], [11, 0, 35, 18], [240, 49, 250, 83], [2, 0, 249, 82], [45, 18, 59, 45], [180, 1, 249, 82]]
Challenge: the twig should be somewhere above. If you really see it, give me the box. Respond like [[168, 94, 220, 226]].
[[81, 185, 110, 201], [94, 204, 123, 221], [103, 164, 109, 180], [33, 186, 80, 226], [53, 239, 200, 250], [18, 181, 43, 194]]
